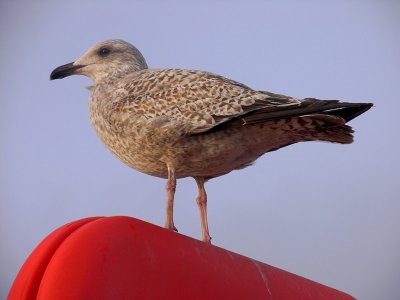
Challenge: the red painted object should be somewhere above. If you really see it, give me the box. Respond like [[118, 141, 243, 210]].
[[8, 216, 354, 299]]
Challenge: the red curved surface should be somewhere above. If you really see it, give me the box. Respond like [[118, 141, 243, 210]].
[[8, 216, 354, 300]]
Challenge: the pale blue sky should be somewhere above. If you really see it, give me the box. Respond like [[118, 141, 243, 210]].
[[1, 1, 399, 299]]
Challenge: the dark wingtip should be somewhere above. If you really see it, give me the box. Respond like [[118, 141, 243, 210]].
[[340, 102, 373, 122], [301, 99, 373, 123], [50, 62, 84, 80]]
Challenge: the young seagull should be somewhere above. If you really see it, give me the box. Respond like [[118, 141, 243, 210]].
[[50, 39, 372, 243]]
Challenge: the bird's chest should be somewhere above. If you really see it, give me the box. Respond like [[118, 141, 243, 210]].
[[88, 95, 175, 177]]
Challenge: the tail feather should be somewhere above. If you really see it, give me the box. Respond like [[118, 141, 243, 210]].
[[240, 98, 371, 144], [321, 124, 354, 144], [291, 114, 354, 144]]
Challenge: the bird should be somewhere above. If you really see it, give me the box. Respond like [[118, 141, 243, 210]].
[[50, 39, 372, 243]]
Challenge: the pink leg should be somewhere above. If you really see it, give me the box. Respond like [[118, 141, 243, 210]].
[[195, 177, 212, 243], [165, 167, 178, 232]]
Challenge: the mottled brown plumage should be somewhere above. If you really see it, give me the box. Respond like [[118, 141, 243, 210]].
[[50, 39, 372, 243]]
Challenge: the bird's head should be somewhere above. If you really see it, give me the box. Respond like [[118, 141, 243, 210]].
[[50, 39, 148, 84]]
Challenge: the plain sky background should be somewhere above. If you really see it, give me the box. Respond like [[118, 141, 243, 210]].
[[1, 1, 399, 299]]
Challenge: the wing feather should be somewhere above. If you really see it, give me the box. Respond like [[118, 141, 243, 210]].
[[111, 69, 301, 134]]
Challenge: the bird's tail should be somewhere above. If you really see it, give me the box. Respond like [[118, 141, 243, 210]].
[[203, 96, 372, 145], [288, 99, 373, 144], [291, 114, 354, 144]]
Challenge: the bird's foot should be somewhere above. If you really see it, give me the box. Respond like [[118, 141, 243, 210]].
[[165, 223, 179, 232], [202, 234, 212, 244]]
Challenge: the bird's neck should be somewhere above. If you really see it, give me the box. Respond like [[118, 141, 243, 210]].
[[93, 64, 147, 86]]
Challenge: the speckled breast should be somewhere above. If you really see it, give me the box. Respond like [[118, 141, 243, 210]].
[[88, 89, 171, 178]]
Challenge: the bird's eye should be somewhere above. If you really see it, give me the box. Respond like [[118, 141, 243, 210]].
[[99, 47, 110, 57]]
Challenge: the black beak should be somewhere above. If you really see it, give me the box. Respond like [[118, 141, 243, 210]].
[[50, 62, 85, 80]]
